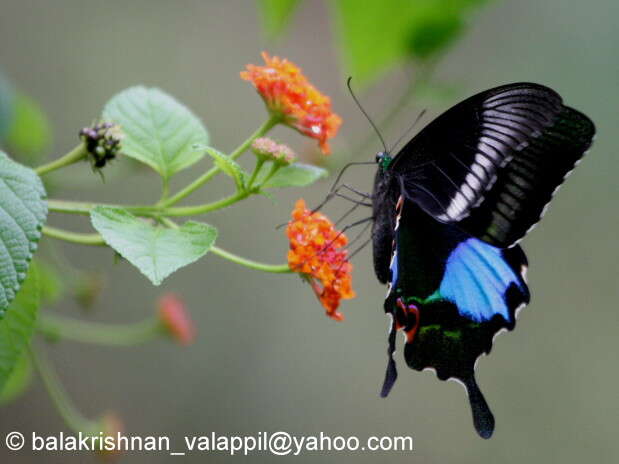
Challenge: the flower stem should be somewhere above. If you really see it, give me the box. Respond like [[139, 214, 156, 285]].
[[35, 144, 88, 176], [164, 190, 250, 217], [161, 116, 279, 207], [43, 226, 106, 246], [247, 158, 265, 189], [29, 346, 98, 434], [257, 162, 281, 187], [159, 217, 290, 273], [210, 246, 291, 273], [37, 313, 164, 346]]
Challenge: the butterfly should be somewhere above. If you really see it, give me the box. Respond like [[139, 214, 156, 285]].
[[370, 83, 595, 438]]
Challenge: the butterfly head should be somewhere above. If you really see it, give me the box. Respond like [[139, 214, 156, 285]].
[[375, 151, 393, 172]]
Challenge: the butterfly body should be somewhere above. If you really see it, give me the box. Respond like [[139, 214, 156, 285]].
[[370, 83, 594, 438]]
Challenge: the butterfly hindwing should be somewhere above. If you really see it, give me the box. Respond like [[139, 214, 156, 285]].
[[380, 199, 529, 438]]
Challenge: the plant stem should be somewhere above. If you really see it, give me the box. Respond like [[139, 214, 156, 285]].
[[247, 158, 265, 189], [257, 163, 281, 187], [210, 246, 291, 273], [35, 144, 88, 176], [159, 216, 178, 228], [48, 190, 254, 218], [29, 346, 97, 433], [43, 226, 105, 246], [161, 116, 279, 207], [47, 199, 159, 216], [163, 190, 250, 217], [37, 313, 164, 346], [159, 177, 170, 204], [160, 217, 290, 273]]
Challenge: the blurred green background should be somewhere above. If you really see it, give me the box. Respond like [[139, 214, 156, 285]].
[[0, 0, 617, 462]]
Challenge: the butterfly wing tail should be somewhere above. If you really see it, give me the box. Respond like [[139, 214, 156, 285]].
[[380, 317, 398, 398], [463, 375, 495, 439]]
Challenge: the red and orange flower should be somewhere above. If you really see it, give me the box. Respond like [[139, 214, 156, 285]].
[[286, 199, 355, 321], [241, 52, 342, 155]]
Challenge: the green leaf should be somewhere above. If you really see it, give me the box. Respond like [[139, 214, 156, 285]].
[[331, 0, 490, 84], [204, 146, 248, 190], [332, 0, 415, 84], [0, 354, 32, 405], [0, 267, 40, 393], [0, 152, 47, 314], [6, 93, 52, 164], [102, 86, 209, 179], [406, 8, 462, 60], [262, 163, 328, 188], [91, 207, 218, 286], [258, 0, 301, 38]]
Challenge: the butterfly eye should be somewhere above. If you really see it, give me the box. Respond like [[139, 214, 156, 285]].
[[375, 152, 384, 164]]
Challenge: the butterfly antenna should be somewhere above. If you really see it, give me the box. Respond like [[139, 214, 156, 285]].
[[347, 77, 388, 154], [390, 108, 427, 153]]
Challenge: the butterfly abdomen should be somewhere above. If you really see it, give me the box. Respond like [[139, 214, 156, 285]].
[[371, 169, 398, 283]]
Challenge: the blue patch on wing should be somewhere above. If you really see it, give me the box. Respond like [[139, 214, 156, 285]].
[[390, 249, 399, 288], [439, 238, 525, 323]]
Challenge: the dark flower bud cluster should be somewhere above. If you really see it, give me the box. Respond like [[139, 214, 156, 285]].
[[79, 122, 122, 168]]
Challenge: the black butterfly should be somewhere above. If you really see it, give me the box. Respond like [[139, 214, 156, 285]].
[[369, 83, 595, 438]]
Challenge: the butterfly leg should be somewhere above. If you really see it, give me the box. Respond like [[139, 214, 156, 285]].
[[317, 217, 373, 256], [312, 184, 372, 213], [344, 220, 373, 249], [340, 184, 373, 199], [333, 192, 372, 207]]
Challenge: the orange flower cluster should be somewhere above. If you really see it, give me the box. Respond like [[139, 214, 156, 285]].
[[158, 293, 196, 345], [241, 52, 342, 155], [286, 199, 355, 321]]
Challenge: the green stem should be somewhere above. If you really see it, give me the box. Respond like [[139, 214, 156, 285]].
[[210, 246, 291, 273], [29, 346, 97, 433], [161, 116, 279, 207], [159, 217, 179, 229], [160, 217, 290, 273], [247, 158, 265, 189], [164, 190, 250, 217], [43, 226, 105, 246], [35, 144, 88, 176], [47, 199, 159, 216], [159, 177, 170, 204], [37, 313, 164, 346], [257, 162, 282, 187]]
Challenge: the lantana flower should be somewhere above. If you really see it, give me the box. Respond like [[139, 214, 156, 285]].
[[158, 294, 196, 345], [251, 137, 296, 165], [241, 52, 342, 155], [286, 199, 355, 321]]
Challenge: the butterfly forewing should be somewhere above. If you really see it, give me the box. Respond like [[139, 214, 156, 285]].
[[390, 83, 593, 247], [458, 106, 595, 246]]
